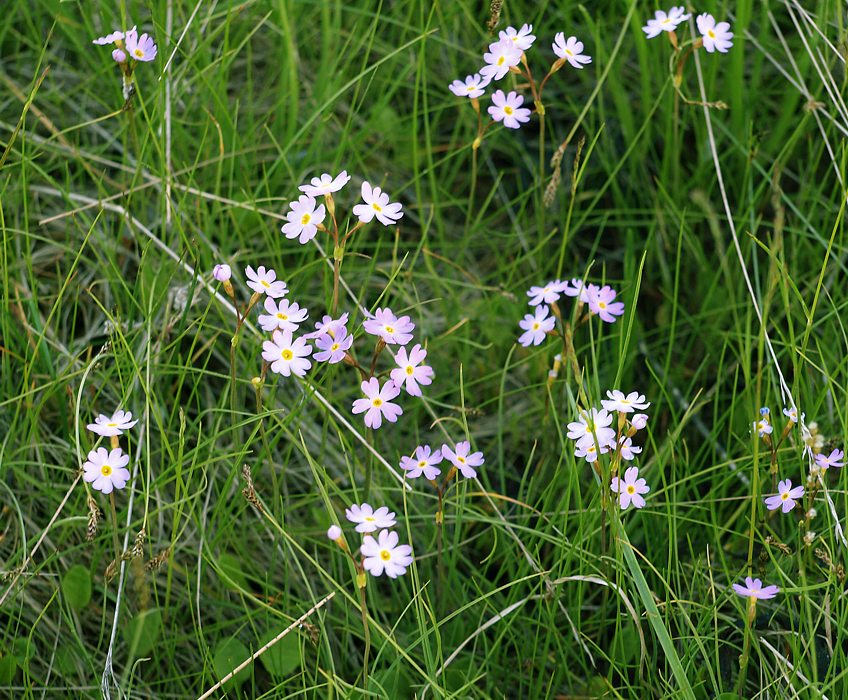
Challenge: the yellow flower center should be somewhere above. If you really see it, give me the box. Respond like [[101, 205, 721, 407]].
[[107, 422, 118, 427], [781, 492, 789, 500], [281, 349, 293, 361], [101, 464, 113, 476], [532, 322, 540, 330], [301, 213, 311, 225], [708, 29, 716, 38], [331, 343, 340, 351], [566, 49, 574, 57], [504, 106, 514, 115], [261, 280, 270, 288], [372, 202, 383, 212], [457, 456, 466, 464], [372, 398, 383, 407], [365, 516, 375, 522], [626, 485, 635, 495], [276, 313, 288, 320], [497, 56, 505, 66], [380, 550, 392, 561], [385, 325, 395, 334], [598, 301, 607, 309], [418, 460, 427, 468], [405, 365, 414, 375], [133, 48, 144, 58]]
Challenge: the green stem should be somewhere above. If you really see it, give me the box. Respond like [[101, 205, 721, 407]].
[[359, 584, 371, 687], [108, 492, 121, 570]]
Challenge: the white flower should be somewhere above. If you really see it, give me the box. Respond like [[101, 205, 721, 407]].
[[574, 441, 608, 463], [754, 418, 773, 438], [352, 181, 403, 226], [782, 406, 803, 424], [345, 503, 397, 533], [630, 413, 649, 430], [298, 171, 351, 197], [696, 14, 733, 54], [361, 529, 413, 578], [552, 33, 592, 69], [499, 24, 536, 52], [93, 30, 125, 46], [245, 265, 288, 298], [518, 305, 556, 347], [257, 297, 308, 333], [480, 38, 523, 81], [618, 436, 642, 462], [601, 390, 650, 414], [83, 447, 131, 494], [261, 329, 312, 377], [449, 73, 491, 99], [488, 90, 532, 129], [567, 408, 616, 451], [527, 280, 572, 306], [642, 7, 690, 38], [213, 264, 231, 282], [611, 466, 650, 509], [326, 525, 343, 541], [281, 194, 325, 244], [87, 409, 138, 436]]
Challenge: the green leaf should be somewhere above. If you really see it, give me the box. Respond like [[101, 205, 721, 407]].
[[61, 564, 92, 610], [368, 667, 411, 698], [212, 637, 251, 689], [125, 608, 163, 658], [0, 654, 17, 685], [217, 553, 249, 591], [258, 629, 301, 678]]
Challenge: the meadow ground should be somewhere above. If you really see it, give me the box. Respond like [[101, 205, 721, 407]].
[[1, 1, 848, 698]]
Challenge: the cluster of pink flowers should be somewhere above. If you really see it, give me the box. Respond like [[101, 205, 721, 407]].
[[448, 24, 591, 132], [566, 391, 651, 510], [93, 25, 157, 64], [517, 277, 625, 347], [399, 441, 484, 482], [82, 409, 138, 494], [642, 7, 733, 53]]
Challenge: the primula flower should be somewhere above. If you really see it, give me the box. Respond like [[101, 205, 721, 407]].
[[631, 414, 649, 430], [313, 328, 353, 364], [782, 406, 803, 424], [112, 49, 127, 63], [390, 344, 434, 396], [575, 442, 605, 463], [361, 529, 413, 578], [518, 305, 556, 347], [326, 525, 343, 541], [488, 90, 532, 129], [449, 73, 491, 99], [261, 329, 312, 377], [814, 449, 845, 470], [586, 285, 625, 323], [567, 408, 616, 451], [299, 171, 350, 197], [696, 14, 733, 54], [213, 264, 231, 282], [282, 194, 326, 244], [618, 437, 642, 462], [400, 445, 443, 480], [442, 441, 484, 478], [602, 390, 650, 414], [362, 308, 414, 345], [83, 447, 131, 494], [499, 24, 536, 52], [124, 27, 157, 62], [552, 34, 592, 69], [93, 30, 125, 46], [480, 39, 523, 81], [642, 7, 690, 38], [345, 503, 397, 533], [257, 298, 308, 333], [352, 378, 403, 429], [353, 182, 403, 226], [754, 417, 773, 437], [87, 409, 138, 437], [245, 265, 288, 298], [308, 313, 349, 339], [764, 479, 804, 513], [527, 281, 572, 306], [610, 466, 650, 509], [732, 577, 779, 600]]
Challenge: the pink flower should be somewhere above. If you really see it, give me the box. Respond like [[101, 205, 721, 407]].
[[400, 445, 443, 480], [631, 414, 649, 430], [299, 171, 350, 197], [732, 577, 779, 600], [352, 378, 403, 429], [83, 447, 131, 494], [552, 34, 592, 69], [642, 7, 690, 38], [527, 280, 572, 306], [814, 449, 845, 470], [390, 344, 433, 396], [112, 49, 127, 63], [281, 194, 325, 244], [617, 437, 642, 462], [586, 285, 625, 323], [449, 73, 491, 99], [245, 265, 288, 298], [499, 24, 536, 52], [442, 441, 484, 478], [518, 305, 556, 347], [567, 408, 616, 451], [480, 39, 522, 81], [212, 264, 231, 282], [361, 529, 413, 578], [307, 313, 349, 339], [345, 503, 396, 533], [261, 329, 312, 377], [488, 90, 532, 129], [610, 466, 650, 509], [353, 182, 403, 226], [257, 297, 308, 333], [362, 308, 414, 345], [125, 27, 157, 62], [313, 328, 353, 364], [93, 30, 125, 46], [764, 479, 804, 513], [697, 13, 733, 54]]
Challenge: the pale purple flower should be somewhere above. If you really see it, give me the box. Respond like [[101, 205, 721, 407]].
[[732, 577, 779, 600], [307, 313, 349, 339], [112, 49, 127, 63], [245, 265, 287, 298], [814, 449, 845, 470], [631, 414, 649, 430], [499, 24, 536, 52], [782, 406, 803, 424], [449, 73, 491, 99], [480, 38, 522, 81], [488, 90, 531, 129], [282, 194, 325, 244], [764, 479, 804, 513], [83, 447, 131, 494], [362, 308, 414, 345], [327, 525, 343, 541], [313, 328, 353, 363], [93, 30, 125, 46], [352, 378, 403, 429], [754, 417, 773, 438], [361, 529, 413, 578], [87, 409, 138, 437], [601, 390, 650, 414], [400, 445, 443, 480], [610, 466, 650, 509], [299, 171, 351, 197], [442, 441, 484, 478], [390, 344, 433, 396], [567, 408, 616, 451], [527, 280, 571, 306], [697, 13, 733, 54], [353, 181, 403, 226], [586, 285, 625, 323], [575, 442, 606, 463], [257, 297, 308, 333], [518, 305, 556, 347], [642, 7, 690, 38], [125, 27, 157, 62], [552, 33, 592, 69], [618, 437, 642, 462], [345, 503, 397, 533], [213, 264, 231, 282], [261, 329, 312, 377]]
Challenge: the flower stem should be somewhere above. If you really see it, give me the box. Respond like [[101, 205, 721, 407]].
[[108, 492, 121, 570], [358, 582, 371, 688]]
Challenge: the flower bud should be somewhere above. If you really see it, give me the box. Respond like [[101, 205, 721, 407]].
[[213, 264, 232, 282], [112, 48, 127, 63]]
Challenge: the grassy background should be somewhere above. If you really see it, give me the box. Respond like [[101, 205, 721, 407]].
[[2, 0, 848, 697]]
